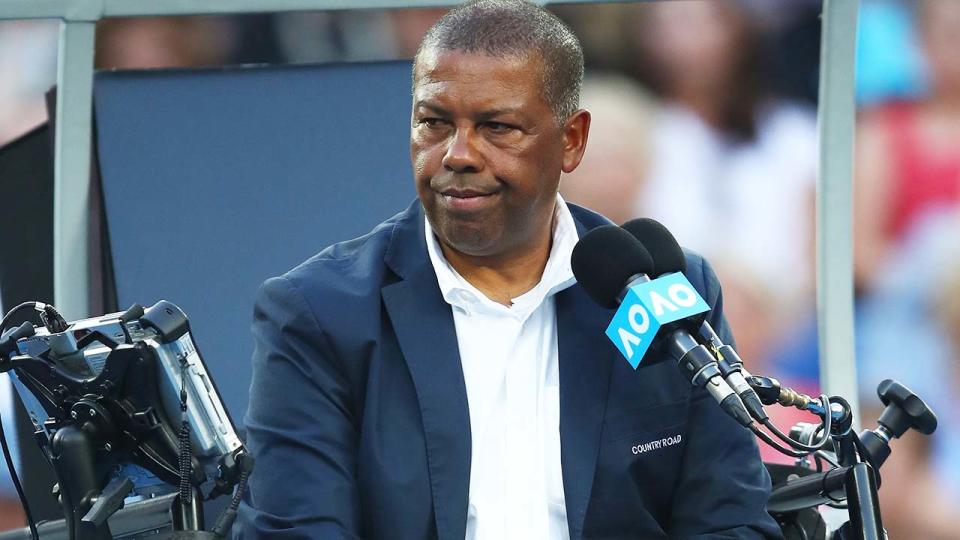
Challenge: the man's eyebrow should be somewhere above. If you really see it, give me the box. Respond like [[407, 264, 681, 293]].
[[477, 108, 528, 122], [414, 101, 450, 115], [413, 103, 531, 122]]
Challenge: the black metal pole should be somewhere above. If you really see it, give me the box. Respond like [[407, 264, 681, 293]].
[[49, 426, 112, 540], [843, 463, 884, 540], [172, 488, 204, 531], [767, 466, 849, 514]]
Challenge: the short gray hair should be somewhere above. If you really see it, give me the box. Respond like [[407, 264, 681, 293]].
[[413, 0, 585, 123]]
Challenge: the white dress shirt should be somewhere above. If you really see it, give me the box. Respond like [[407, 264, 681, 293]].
[[425, 194, 578, 540]]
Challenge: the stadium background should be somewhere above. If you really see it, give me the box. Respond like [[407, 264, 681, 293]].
[[1, 1, 958, 538]]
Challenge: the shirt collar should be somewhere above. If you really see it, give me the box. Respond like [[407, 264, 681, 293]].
[[424, 193, 578, 319]]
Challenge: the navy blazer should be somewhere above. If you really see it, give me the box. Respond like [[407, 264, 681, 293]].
[[235, 201, 783, 540]]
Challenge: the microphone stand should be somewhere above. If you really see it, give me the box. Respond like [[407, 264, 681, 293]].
[[766, 399, 883, 540], [761, 380, 937, 540]]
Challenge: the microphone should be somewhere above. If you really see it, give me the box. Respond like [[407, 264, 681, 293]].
[[571, 225, 753, 428], [621, 218, 768, 422]]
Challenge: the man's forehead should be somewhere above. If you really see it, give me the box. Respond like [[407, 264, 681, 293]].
[[413, 47, 544, 87]]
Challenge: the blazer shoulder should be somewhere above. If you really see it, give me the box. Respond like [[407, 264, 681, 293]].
[[680, 248, 722, 304], [258, 208, 409, 328], [295, 210, 405, 282], [567, 202, 616, 232]]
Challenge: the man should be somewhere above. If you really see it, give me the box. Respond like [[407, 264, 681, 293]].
[[236, 1, 782, 538]]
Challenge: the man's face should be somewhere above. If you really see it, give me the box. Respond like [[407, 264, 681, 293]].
[[411, 48, 580, 259]]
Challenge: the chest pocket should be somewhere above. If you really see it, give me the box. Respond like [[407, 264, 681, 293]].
[[602, 398, 688, 444], [585, 399, 690, 535], [602, 398, 689, 496]]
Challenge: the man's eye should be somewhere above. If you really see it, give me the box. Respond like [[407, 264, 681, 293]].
[[419, 118, 445, 127], [485, 122, 516, 133]]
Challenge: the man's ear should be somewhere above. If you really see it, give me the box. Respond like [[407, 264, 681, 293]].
[[561, 109, 591, 174]]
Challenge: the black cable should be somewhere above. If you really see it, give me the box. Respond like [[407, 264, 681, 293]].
[[763, 417, 827, 451], [211, 453, 253, 538], [762, 394, 834, 452], [178, 422, 193, 504], [0, 407, 39, 540], [229, 466, 251, 512], [178, 364, 193, 507], [0, 302, 41, 333], [751, 424, 811, 458]]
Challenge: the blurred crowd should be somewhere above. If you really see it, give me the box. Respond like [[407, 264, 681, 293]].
[[1, 0, 958, 537]]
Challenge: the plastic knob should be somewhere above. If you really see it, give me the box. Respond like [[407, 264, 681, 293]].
[[82, 476, 133, 527], [876, 379, 937, 436]]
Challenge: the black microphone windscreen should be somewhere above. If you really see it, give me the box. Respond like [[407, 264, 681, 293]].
[[571, 225, 655, 309], [621, 218, 686, 276]]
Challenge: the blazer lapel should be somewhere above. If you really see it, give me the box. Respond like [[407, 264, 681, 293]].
[[381, 203, 472, 540], [557, 213, 617, 540], [557, 286, 615, 540]]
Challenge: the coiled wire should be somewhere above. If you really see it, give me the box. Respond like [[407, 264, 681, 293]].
[[178, 362, 193, 505]]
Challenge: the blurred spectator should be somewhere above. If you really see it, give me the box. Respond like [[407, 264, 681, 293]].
[[931, 239, 960, 506], [551, 4, 639, 74], [1, 31, 57, 526], [703, 256, 821, 466], [857, 210, 959, 413], [272, 8, 445, 64], [852, 0, 958, 515], [597, 0, 823, 464], [0, 298, 25, 530], [0, 20, 58, 147], [96, 16, 238, 70], [854, 209, 960, 539], [560, 75, 656, 225], [629, 0, 819, 345], [856, 0, 927, 106], [768, 0, 822, 106], [630, 0, 767, 142], [855, 0, 960, 291], [0, 387, 25, 530], [273, 12, 396, 63], [0, 22, 55, 530], [389, 8, 448, 58]]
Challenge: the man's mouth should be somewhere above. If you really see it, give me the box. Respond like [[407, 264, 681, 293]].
[[438, 187, 500, 210], [441, 188, 495, 198]]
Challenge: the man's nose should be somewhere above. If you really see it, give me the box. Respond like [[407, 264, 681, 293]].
[[442, 128, 482, 173]]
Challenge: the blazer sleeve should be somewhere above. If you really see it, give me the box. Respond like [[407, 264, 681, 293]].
[[666, 257, 785, 540], [234, 276, 362, 539]]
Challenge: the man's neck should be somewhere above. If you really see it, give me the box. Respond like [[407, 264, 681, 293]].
[[439, 221, 555, 307]]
